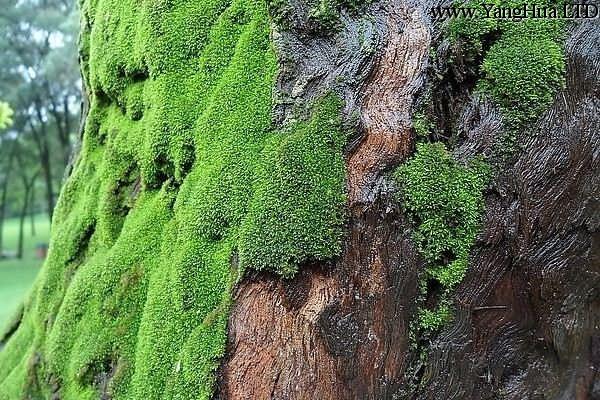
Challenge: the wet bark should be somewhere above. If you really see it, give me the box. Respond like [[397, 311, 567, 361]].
[[348, 2, 429, 206], [216, 3, 599, 399]]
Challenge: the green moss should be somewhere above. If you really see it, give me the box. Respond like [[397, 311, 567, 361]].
[[0, 0, 347, 398], [412, 112, 434, 139], [394, 143, 489, 331], [239, 95, 347, 277], [448, 0, 566, 130], [448, 1, 499, 51], [478, 19, 566, 128], [412, 4, 567, 328], [269, 0, 366, 32], [417, 301, 452, 332]]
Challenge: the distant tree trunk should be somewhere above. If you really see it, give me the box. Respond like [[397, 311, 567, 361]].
[[0, 178, 9, 255], [40, 153, 54, 221], [29, 184, 36, 237], [29, 103, 55, 221], [46, 81, 74, 168], [0, 146, 16, 254], [16, 195, 28, 260], [16, 170, 38, 259], [15, 147, 38, 259]]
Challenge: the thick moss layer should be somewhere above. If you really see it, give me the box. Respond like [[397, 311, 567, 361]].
[[395, 143, 489, 331], [0, 0, 347, 398], [449, 0, 566, 129]]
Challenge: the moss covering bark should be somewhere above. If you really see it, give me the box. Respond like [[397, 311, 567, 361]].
[[449, 0, 566, 129], [401, 0, 567, 333], [395, 143, 490, 331], [0, 0, 348, 398]]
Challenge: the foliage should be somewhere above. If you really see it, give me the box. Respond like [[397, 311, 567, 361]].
[[0, 0, 81, 220], [0, 0, 347, 399], [0, 103, 13, 130], [394, 143, 489, 330]]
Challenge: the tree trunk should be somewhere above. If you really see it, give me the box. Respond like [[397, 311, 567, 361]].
[[0, 178, 8, 255], [16, 187, 28, 260], [17, 171, 37, 259], [0, 1, 598, 400], [0, 147, 15, 255], [29, 184, 36, 237], [30, 103, 56, 221], [40, 151, 54, 221]]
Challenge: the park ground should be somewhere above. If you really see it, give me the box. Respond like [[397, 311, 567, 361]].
[[0, 214, 50, 330]]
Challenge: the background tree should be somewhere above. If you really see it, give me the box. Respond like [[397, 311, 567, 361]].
[[14, 141, 40, 259], [0, 0, 80, 223], [0, 103, 15, 254]]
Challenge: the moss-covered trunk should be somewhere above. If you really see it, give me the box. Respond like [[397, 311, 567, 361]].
[[1, 0, 598, 399]]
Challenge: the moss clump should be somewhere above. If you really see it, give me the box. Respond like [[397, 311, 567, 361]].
[[310, 0, 365, 30], [448, 1, 499, 51], [394, 143, 489, 331], [417, 301, 452, 332], [448, 0, 566, 130], [412, 111, 434, 139], [239, 95, 347, 277], [0, 0, 347, 398], [478, 19, 565, 128], [269, 0, 366, 32]]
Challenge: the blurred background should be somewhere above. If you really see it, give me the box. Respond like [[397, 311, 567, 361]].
[[0, 0, 80, 328]]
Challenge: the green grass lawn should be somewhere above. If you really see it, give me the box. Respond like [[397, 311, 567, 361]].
[[0, 214, 50, 330]]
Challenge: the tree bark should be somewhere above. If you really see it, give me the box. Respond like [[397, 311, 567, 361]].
[[16, 190, 28, 260], [1, 2, 597, 399], [16, 167, 38, 259], [29, 184, 36, 237], [215, 6, 599, 400]]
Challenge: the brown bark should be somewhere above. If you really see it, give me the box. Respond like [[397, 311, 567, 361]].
[[348, 3, 430, 206], [216, 8, 599, 400], [218, 206, 419, 400]]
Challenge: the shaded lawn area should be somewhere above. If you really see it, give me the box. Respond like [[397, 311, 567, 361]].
[[0, 214, 50, 330]]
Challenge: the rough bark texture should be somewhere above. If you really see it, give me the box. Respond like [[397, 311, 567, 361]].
[[349, 2, 429, 206], [217, 206, 420, 399], [216, 4, 599, 399]]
